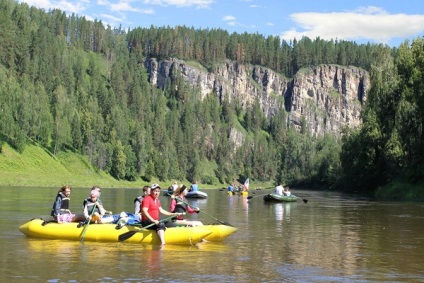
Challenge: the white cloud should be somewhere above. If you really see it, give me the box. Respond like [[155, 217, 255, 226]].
[[222, 16, 237, 27], [140, 8, 155, 14], [101, 13, 123, 22], [20, 0, 88, 13], [18, 0, 53, 9], [352, 6, 388, 15], [223, 15, 236, 22], [280, 6, 424, 44], [143, 0, 213, 8], [223, 15, 256, 29], [110, 1, 143, 13], [58, 1, 88, 13]]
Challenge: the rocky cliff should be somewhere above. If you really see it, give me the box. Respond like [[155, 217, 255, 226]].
[[144, 58, 369, 137]]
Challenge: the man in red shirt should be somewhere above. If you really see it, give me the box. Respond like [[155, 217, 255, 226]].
[[141, 183, 179, 245]]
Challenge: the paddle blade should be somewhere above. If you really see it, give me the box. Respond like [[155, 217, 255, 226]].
[[247, 196, 254, 199], [302, 199, 308, 203], [218, 220, 235, 227], [118, 230, 137, 242]]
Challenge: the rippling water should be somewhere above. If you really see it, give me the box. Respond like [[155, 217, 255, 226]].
[[1, 186, 423, 282]]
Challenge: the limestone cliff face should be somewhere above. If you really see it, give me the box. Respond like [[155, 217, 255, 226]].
[[144, 58, 369, 137], [289, 65, 368, 136]]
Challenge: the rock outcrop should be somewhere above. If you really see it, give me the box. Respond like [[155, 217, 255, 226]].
[[144, 58, 369, 137]]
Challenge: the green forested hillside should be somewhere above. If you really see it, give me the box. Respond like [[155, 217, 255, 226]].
[[1, 0, 424, 198]]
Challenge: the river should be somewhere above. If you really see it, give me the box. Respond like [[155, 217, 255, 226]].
[[0, 186, 423, 282]]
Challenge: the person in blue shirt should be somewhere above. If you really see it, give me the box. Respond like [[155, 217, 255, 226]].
[[189, 180, 199, 192], [228, 184, 235, 195]]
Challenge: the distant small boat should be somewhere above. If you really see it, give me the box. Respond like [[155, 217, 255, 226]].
[[263, 193, 298, 202], [185, 191, 208, 199], [163, 190, 208, 199]]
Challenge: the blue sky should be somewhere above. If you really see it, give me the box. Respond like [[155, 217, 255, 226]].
[[19, 0, 424, 47]]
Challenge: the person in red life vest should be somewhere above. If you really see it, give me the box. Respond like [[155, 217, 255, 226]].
[[170, 184, 203, 227], [141, 183, 181, 245]]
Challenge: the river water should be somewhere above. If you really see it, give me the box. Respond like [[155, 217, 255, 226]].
[[0, 186, 423, 282]]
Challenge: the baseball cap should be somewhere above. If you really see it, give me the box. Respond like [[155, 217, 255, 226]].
[[150, 183, 161, 190]]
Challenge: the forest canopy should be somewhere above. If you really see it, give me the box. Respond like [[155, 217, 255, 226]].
[[1, 0, 423, 197]]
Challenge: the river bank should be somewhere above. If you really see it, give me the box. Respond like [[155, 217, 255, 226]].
[[0, 143, 273, 190]]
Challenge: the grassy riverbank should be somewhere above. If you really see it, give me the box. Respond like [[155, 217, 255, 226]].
[[375, 180, 424, 201], [0, 143, 145, 188], [0, 142, 273, 190], [2, 142, 422, 200]]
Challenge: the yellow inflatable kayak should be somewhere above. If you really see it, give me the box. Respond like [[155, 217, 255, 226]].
[[19, 219, 237, 244], [202, 224, 238, 242], [19, 218, 212, 245]]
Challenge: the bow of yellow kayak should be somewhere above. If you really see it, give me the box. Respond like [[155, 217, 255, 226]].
[[202, 224, 238, 242]]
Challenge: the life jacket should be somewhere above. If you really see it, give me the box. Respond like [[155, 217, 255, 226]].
[[84, 198, 101, 215], [50, 192, 70, 217], [134, 196, 143, 205], [172, 197, 187, 220], [134, 196, 143, 214]]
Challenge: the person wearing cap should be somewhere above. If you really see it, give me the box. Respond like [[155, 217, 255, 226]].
[[170, 185, 203, 227], [141, 183, 181, 245]]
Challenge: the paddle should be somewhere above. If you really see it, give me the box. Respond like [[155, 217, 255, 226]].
[[247, 192, 268, 199], [296, 196, 308, 203], [173, 196, 235, 227], [247, 193, 308, 203], [118, 215, 176, 242], [80, 200, 99, 242]]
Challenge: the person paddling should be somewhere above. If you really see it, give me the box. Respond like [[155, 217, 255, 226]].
[[170, 185, 203, 227], [82, 187, 111, 224], [141, 183, 181, 245]]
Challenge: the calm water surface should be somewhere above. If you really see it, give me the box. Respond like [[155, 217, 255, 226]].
[[0, 186, 423, 282]]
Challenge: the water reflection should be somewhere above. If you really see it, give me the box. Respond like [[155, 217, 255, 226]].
[[2, 187, 424, 282], [187, 198, 208, 207], [242, 196, 249, 211], [273, 203, 292, 221]]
